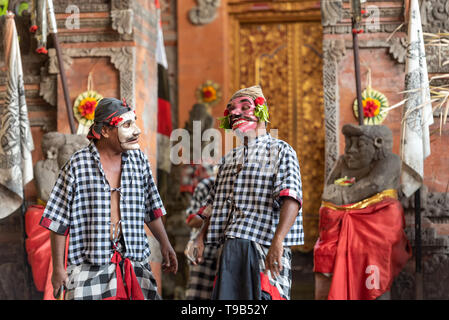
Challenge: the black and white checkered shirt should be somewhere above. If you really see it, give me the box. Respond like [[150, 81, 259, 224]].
[[40, 143, 166, 266], [186, 177, 216, 219], [205, 133, 303, 247]]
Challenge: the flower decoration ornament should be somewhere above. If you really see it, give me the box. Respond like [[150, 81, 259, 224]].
[[254, 97, 270, 123], [218, 109, 231, 130], [73, 90, 103, 134], [218, 96, 270, 130], [353, 70, 389, 125], [196, 80, 222, 107], [109, 116, 123, 127], [334, 176, 356, 187]]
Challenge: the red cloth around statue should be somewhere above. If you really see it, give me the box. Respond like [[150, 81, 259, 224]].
[[25, 205, 68, 300], [313, 190, 411, 300]]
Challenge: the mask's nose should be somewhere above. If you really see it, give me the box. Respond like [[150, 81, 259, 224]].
[[133, 123, 141, 136]]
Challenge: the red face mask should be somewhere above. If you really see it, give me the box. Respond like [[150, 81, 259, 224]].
[[226, 96, 258, 133]]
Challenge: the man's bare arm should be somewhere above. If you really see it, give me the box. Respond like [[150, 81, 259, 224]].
[[146, 218, 178, 274], [50, 231, 68, 298], [192, 205, 212, 265], [265, 198, 299, 277]]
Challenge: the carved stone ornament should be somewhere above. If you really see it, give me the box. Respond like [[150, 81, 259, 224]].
[[34, 132, 89, 202], [189, 0, 221, 25], [47, 48, 73, 75], [420, 0, 449, 33], [39, 75, 56, 107], [62, 47, 136, 106], [111, 9, 134, 35], [322, 39, 346, 177], [321, 0, 343, 27], [388, 37, 408, 64]]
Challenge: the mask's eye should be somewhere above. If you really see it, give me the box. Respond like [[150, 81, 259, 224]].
[[121, 121, 131, 128]]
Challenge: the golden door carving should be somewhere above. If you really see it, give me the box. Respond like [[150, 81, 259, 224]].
[[230, 2, 324, 252]]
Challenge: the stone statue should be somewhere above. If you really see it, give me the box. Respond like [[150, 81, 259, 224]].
[[34, 132, 89, 203], [322, 124, 400, 205], [34, 132, 65, 203], [314, 124, 411, 300], [57, 134, 90, 168]]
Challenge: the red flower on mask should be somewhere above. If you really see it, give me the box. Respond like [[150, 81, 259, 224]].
[[109, 116, 123, 126], [254, 97, 265, 106]]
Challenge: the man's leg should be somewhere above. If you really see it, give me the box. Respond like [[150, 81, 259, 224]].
[[314, 272, 332, 300]]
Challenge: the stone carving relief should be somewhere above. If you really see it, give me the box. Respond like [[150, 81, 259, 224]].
[[420, 0, 449, 33], [47, 48, 73, 75], [321, 0, 406, 35], [52, 0, 110, 13], [392, 188, 449, 299], [34, 132, 89, 203], [111, 0, 132, 11], [322, 39, 346, 178], [388, 37, 408, 64], [321, 0, 342, 27], [111, 9, 134, 35], [189, 0, 221, 25], [39, 76, 56, 107], [322, 124, 400, 204], [62, 47, 135, 106]]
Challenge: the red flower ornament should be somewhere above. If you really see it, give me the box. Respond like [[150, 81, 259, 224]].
[[29, 25, 38, 33], [109, 116, 123, 126], [254, 97, 265, 106]]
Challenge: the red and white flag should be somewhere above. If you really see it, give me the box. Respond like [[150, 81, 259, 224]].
[[155, 0, 172, 174]]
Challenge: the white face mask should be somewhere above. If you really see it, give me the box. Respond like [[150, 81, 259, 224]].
[[116, 111, 141, 150]]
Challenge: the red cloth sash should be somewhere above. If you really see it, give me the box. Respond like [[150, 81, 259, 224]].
[[260, 272, 285, 300], [313, 193, 411, 300], [107, 251, 145, 300]]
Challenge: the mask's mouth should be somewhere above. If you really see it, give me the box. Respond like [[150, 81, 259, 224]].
[[123, 135, 140, 144], [230, 115, 257, 130]]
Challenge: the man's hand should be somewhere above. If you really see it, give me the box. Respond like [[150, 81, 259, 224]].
[[265, 197, 299, 278], [193, 236, 205, 265], [52, 266, 68, 299], [264, 239, 284, 278], [147, 218, 178, 274], [161, 242, 178, 274]]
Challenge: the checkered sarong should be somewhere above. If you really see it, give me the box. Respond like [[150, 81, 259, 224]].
[[64, 240, 160, 300], [254, 242, 292, 300], [185, 244, 219, 300]]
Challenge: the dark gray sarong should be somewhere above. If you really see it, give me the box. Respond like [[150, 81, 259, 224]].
[[211, 238, 291, 300]]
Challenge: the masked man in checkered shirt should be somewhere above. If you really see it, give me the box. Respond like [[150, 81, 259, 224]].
[[39, 98, 177, 300], [193, 85, 303, 300]]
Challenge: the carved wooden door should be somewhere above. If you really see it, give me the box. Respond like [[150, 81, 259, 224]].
[[229, 1, 324, 252]]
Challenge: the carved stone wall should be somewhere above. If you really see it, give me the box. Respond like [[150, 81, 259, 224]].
[[321, 0, 449, 299], [189, 0, 221, 25], [392, 189, 449, 299]]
